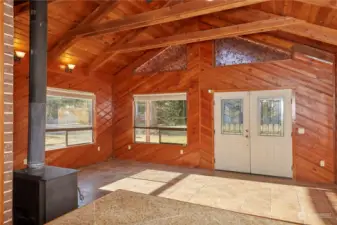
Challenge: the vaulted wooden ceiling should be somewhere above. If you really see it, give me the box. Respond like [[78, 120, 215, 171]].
[[14, 0, 337, 80]]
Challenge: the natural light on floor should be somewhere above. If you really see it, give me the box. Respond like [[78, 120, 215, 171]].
[[99, 169, 337, 225]]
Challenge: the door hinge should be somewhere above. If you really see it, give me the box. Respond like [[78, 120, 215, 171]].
[[214, 158, 216, 163], [213, 100, 215, 105], [214, 129, 215, 134]]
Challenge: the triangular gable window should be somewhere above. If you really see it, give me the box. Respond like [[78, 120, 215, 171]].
[[135, 45, 187, 73], [215, 37, 290, 67]]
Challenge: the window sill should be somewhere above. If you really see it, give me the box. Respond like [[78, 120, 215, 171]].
[[134, 142, 187, 147], [45, 143, 95, 152]]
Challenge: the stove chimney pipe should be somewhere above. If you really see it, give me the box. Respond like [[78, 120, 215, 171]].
[[27, 0, 48, 169]]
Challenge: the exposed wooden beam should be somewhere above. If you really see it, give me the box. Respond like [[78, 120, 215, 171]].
[[88, 0, 179, 71], [295, 0, 337, 9], [114, 48, 172, 78], [48, 0, 119, 65], [66, 0, 268, 38], [106, 17, 303, 54], [200, 15, 294, 52], [15, 0, 59, 17], [217, 8, 337, 47]]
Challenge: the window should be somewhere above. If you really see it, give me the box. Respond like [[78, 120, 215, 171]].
[[221, 99, 243, 135], [134, 93, 187, 145], [46, 88, 95, 150], [259, 97, 284, 136]]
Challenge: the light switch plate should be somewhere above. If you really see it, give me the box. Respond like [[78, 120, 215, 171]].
[[24, 158, 27, 165], [128, 145, 132, 150], [180, 150, 184, 155], [320, 160, 325, 167], [298, 128, 305, 134]]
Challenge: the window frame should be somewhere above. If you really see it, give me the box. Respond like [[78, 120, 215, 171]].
[[133, 93, 188, 146], [45, 87, 96, 151]]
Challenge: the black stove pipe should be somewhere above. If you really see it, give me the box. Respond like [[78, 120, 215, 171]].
[[27, 0, 48, 169]]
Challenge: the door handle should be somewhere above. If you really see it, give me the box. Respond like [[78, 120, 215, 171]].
[[245, 129, 249, 132], [245, 135, 249, 138]]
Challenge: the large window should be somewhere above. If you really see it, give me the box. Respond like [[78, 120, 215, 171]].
[[134, 93, 187, 145], [46, 88, 95, 150]]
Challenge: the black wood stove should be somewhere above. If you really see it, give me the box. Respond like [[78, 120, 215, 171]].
[[13, 1, 78, 224]]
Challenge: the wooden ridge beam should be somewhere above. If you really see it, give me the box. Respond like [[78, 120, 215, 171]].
[[217, 8, 337, 47], [48, 0, 119, 65], [200, 15, 294, 52], [295, 0, 337, 9], [66, 0, 268, 38], [106, 17, 303, 54], [15, 0, 60, 17], [88, 0, 179, 71]]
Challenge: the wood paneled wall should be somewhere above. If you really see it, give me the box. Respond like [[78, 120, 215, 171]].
[[14, 60, 113, 169], [112, 41, 336, 184]]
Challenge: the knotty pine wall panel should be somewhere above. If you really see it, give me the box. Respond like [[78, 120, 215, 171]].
[[14, 69, 113, 169], [113, 40, 336, 184]]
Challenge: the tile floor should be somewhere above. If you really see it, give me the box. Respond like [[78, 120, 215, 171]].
[[78, 159, 337, 225]]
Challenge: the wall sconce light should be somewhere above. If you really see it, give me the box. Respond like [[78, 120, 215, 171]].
[[65, 64, 76, 73], [208, 89, 213, 94], [14, 51, 26, 63]]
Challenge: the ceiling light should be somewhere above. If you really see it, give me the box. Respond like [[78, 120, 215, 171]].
[[14, 51, 26, 62], [65, 64, 76, 73]]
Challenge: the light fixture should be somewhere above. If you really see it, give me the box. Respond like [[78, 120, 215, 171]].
[[65, 64, 76, 73], [14, 51, 26, 62]]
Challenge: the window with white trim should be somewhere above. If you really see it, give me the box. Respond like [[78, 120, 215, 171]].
[[45, 88, 95, 150], [134, 93, 187, 145]]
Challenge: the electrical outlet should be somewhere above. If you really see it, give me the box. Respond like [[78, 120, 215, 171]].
[[298, 128, 305, 134], [320, 160, 325, 167], [97, 146, 100, 151], [128, 145, 132, 150], [180, 150, 184, 155], [24, 158, 27, 165]]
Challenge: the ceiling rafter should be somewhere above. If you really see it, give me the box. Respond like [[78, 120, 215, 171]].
[[294, 0, 337, 9], [47, 0, 119, 65], [104, 17, 303, 54], [217, 8, 337, 47], [88, 0, 181, 72], [199, 15, 294, 52], [65, 0, 268, 38], [14, 0, 63, 17]]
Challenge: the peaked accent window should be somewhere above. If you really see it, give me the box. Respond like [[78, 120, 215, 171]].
[[134, 45, 187, 73], [215, 37, 290, 67]]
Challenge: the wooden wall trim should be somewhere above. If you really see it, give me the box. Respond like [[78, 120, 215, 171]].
[[0, 2, 4, 223]]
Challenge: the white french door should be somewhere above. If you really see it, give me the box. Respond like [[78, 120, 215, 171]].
[[214, 89, 293, 178], [214, 92, 250, 173]]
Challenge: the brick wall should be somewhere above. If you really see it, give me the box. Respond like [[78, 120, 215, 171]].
[[2, 0, 13, 224]]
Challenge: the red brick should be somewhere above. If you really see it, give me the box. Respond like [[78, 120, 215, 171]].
[[4, 200, 12, 211], [4, 191, 12, 202], [4, 44, 13, 55], [4, 133, 13, 142], [4, 172, 12, 182], [4, 181, 13, 192], [4, 93, 13, 103], [4, 83, 13, 93], [4, 161, 13, 172], [3, 14, 13, 26], [4, 143, 12, 152], [4, 123, 13, 133], [4, 114, 13, 123], [4, 152, 13, 162], [3, 210, 12, 223], [4, 64, 13, 74]]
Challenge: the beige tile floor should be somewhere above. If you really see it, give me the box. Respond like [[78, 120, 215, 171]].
[[78, 159, 337, 225]]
